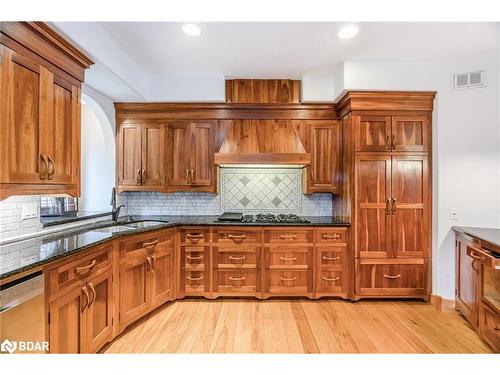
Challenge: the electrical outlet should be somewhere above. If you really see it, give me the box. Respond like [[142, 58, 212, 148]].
[[449, 208, 459, 220], [21, 202, 38, 220]]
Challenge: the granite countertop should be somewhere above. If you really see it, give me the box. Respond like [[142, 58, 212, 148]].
[[0, 215, 350, 281], [452, 226, 500, 251], [40, 211, 112, 227]]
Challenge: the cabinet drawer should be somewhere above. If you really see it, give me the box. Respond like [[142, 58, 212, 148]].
[[120, 230, 174, 256], [268, 248, 311, 269], [180, 227, 210, 244], [215, 270, 256, 293], [214, 228, 261, 245], [184, 271, 206, 293], [356, 259, 426, 297], [319, 248, 346, 266], [479, 302, 500, 352], [181, 246, 207, 271], [318, 270, 344, 293], [216, 249, 257, 269], [264, 229, 313, 244], [48, 244, 112, 298], [268, 270, 310, 293], [315, 228, 348, 244]]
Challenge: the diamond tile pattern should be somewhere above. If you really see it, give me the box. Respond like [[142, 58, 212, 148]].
[[220, 168, 302, 213]]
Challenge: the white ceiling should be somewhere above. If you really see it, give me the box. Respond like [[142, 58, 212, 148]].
[[100, 22, 499, 78]]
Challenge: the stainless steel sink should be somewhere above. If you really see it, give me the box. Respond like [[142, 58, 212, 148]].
[[125, 221, 168, 229], [91, 225, 136, 233]]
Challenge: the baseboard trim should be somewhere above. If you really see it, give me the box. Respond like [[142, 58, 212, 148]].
[[430, 294, 457, 313]]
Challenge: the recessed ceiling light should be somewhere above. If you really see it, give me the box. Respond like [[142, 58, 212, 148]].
[[337, 25, 359, 39], [182, 23, 202, 37]]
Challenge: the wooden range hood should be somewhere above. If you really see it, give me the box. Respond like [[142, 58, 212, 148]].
[[214, 119, 311, 166]]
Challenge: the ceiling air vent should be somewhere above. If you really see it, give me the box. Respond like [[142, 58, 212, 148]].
[[453, 71, 486, 90]]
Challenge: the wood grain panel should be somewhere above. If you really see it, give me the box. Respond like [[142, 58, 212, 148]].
[[167, 121, 190, 186], [141, 123, 165, 188], [392, 115, 429, 152], [117, 123, 142, 186], [354, 115, 392, 152]]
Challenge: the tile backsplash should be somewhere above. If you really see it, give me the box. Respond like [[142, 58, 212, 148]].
[[0, 196, 42, 239], [122, 167, 333, 216]]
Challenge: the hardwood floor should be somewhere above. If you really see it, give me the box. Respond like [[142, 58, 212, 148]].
[[103, 298, 492, 354]]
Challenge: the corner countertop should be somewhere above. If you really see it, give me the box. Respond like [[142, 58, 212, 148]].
[[0, 215, 350, 282], [452, 226, 500, 251], [40, 211, 112, 227]]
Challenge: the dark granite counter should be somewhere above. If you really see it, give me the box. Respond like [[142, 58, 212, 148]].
[[0, 215, 350, 281], [452, 226, 500, 252], [40, 211, 112, 227]]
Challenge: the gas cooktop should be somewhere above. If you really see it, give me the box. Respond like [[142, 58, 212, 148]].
[[219, 213, 310, 223]]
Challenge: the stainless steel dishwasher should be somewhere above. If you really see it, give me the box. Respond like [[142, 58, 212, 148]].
[[0, 272, 46, 353]]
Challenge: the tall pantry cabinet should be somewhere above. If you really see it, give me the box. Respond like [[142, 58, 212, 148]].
[[334, 91, 435, 300]]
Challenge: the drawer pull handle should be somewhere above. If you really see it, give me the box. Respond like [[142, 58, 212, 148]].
[[280, 234, 298, 239], [75, 260, 97, 275], [322, 234, 341, 240], [383, 274, 401, 279], [142, 239, 159, 248], [187, 275, 204, 281], [229, 255, 246, 261], [322, 276, 340, 282], [322, 255, 340, 261], [227, 234, 247, 241], [81, 286, 89, 312], [469, 253, 486, 263], [228, 276, 246, 281], [280, 256, 297, 262], [186, 233, 204, 242], [186, 254, 204, 260], [280, 276, 297, 282]]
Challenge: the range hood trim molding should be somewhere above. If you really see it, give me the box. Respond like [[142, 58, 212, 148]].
[[214, 152, 311, 165]]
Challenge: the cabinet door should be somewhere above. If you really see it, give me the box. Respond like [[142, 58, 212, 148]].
[[355, 154, 392, 258], [119, 255, 149, 327], [150, 245, 174, 309], [354, 115, 392, 152], [44, 75, 79, 184], [142, 123, 165, 188], [168, 121, 191, 186], [117, 123, 142, 186], [191, 121, 214, 186], [49, 285, 86, 353], [308, 121, 339, 192], [0, 46, 45, 184], [85, 270, 113, 353], [391, 155, 429, 258], [392, 115, 430, 152], [456, 238, 479, 329]]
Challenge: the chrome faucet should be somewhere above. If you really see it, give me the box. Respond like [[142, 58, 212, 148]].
[[110, 187, 125, 222]]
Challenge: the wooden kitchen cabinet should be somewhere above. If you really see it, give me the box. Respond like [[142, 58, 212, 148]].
[[455, 237, 480, 329], [167, 121, 215, 192], [0, 22, 92, 200], [116, 122, 165, 192]]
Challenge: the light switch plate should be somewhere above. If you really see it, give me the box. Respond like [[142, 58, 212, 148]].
[[21, 202, 38, 220], [449, 208, 459, 220]]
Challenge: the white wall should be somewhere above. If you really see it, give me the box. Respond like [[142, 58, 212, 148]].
[[301, 75, 336, 102], [147, 74, 225, 102], [80, 85, 116, 211], [340, 54, 500, 300]]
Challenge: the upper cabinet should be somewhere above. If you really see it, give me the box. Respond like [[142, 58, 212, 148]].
[[354, 114, 430, 153], [225, 79, 301, 103], [167, 120, 215, 192], [116, 122, 165, 192], [0, 22, 93, 200]]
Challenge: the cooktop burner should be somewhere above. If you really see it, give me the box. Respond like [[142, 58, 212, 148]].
[[253, 214, 310, 223]]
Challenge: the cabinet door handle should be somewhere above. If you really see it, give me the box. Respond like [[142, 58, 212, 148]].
[[75, 260, 97, 275], [47, 154, 55, 180], [227, 234, 246, 241], [322, 276, 340, 282], [88, 282, 96, 306], [185, 169, 190, 183], [280, 234, 297, 239], [322, 255, 340, 261], [142, 169, 146, 183], [391, 198, 397, 214], [190, 169, 195, 183], [187, 275, 204, 281], [228, 276, 246, 281], [142, 239, 159, 249], [391, 134, 397, 150], [186, 254, 204, 260], [229, 255, 246, 261], [322, 233, 341, 240], [383, 274, 401, 279], [39, 154, 48, 180], [151, 255, 156, 270], [386, 135, 391, 151], [280, 276, 297, 282], [136, 169, 142, 183], [469, 253, 486, 263], [81, 286, 89, 312], [386, 197, 391, 215], [280, 256, 297, 262], [146, 256, 153, 273]]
